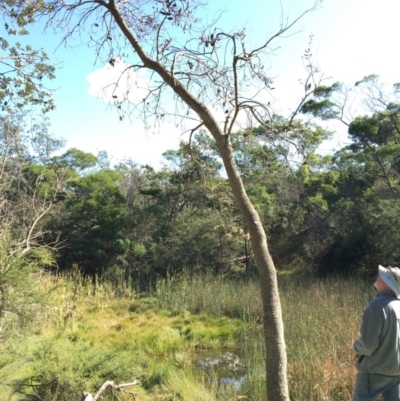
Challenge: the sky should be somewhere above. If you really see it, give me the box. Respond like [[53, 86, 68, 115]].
[[6, 0, 400, 168]]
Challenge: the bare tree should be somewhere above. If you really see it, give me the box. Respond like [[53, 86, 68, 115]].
[[41, 0, 322, 398], [0, 113, 67, 255]]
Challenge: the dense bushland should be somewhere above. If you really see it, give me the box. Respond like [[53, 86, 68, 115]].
[[2, 101, 400, 282]]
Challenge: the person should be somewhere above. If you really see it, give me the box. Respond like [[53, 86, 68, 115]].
[[352, 265, 400, 401]]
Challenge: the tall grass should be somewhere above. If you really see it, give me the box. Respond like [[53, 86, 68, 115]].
[[155, 272, 374, 400], [281, 276, 373, 401], [154, 272, 263, 323], [1, 269, 374, 400]]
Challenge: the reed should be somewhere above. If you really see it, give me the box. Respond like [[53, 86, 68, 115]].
[[155, 273, 374, 400], [154, 272, 263, 324], [1, 269, 375, 400]]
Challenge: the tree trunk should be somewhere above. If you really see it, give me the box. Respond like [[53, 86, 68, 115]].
[[215, 133, 289, 401]]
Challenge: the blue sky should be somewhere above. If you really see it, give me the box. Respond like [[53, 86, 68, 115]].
[[7, 0, 400, 167]]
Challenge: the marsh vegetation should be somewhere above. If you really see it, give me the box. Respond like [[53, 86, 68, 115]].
[[0, 270, 373, 400]]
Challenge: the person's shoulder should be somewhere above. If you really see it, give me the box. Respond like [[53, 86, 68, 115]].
[[371, 292, 397, 307], [366, 295, 387, 309]]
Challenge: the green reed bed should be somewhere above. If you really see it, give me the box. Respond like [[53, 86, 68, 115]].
[[0, 272, 246, 401], [155, 273, 375, 401], [0, 270, 375, 401], [154, 273, 263, 324]]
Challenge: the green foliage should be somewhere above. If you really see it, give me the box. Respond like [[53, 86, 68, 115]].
[[354, 74, 379, 87], [22, 164, 62, 199], [0, 234, 50, 341], [0, 0, 50, 28], [300, 83, 342, 119], [0, 1, 56, 112], [4, 336, 137, 401], [56, 168, 128, 274], [348, 116, 379, 142], [313, 82, 341, 97], [3, 74, 400, 281], [54, 147, 98, 172], [339, 101, 400, 201], [300, 99, 337, 119]]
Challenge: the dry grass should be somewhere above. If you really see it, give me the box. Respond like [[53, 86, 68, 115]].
[[279, 276, 373, 401]]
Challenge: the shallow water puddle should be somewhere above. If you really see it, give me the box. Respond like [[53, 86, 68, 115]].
[[193, 349, 247, 391]]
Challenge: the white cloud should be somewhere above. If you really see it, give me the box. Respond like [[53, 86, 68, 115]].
[[87, 58, 151, 104], [86, 57, 277, 135]]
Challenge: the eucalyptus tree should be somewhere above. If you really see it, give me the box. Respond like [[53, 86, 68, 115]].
[[0, 0, 58, 253], [39, 0, 322, 397], [0, 0, 56, 112], [0, 113, 67, 256], [300, 75, 400, 272], [301, 75, 400, 199]]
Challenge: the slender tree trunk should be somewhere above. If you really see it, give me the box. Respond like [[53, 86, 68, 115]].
[[244, 229, 250, 276], [215, 133, 289, 401]]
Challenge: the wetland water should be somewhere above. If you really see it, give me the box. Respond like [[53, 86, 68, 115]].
[[193, 349, 247, 391]]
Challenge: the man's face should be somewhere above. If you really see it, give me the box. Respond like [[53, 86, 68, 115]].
[[374, 275, 390, 292]]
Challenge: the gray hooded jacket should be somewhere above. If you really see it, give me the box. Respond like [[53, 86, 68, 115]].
[[354, 290, 400, 376]]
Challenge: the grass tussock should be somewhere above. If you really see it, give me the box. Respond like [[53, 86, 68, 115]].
[[0, 270, 374, 400]]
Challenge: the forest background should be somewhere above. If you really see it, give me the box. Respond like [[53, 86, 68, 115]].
[[3, 73, 400, 281], [1, 0, 400, 400]]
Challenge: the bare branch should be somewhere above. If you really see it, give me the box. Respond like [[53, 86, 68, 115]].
[[249, 0, 323, 57], [82, 379, 139, 401]]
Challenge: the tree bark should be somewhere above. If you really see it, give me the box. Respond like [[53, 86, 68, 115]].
[[215, 134, 289, 401]]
